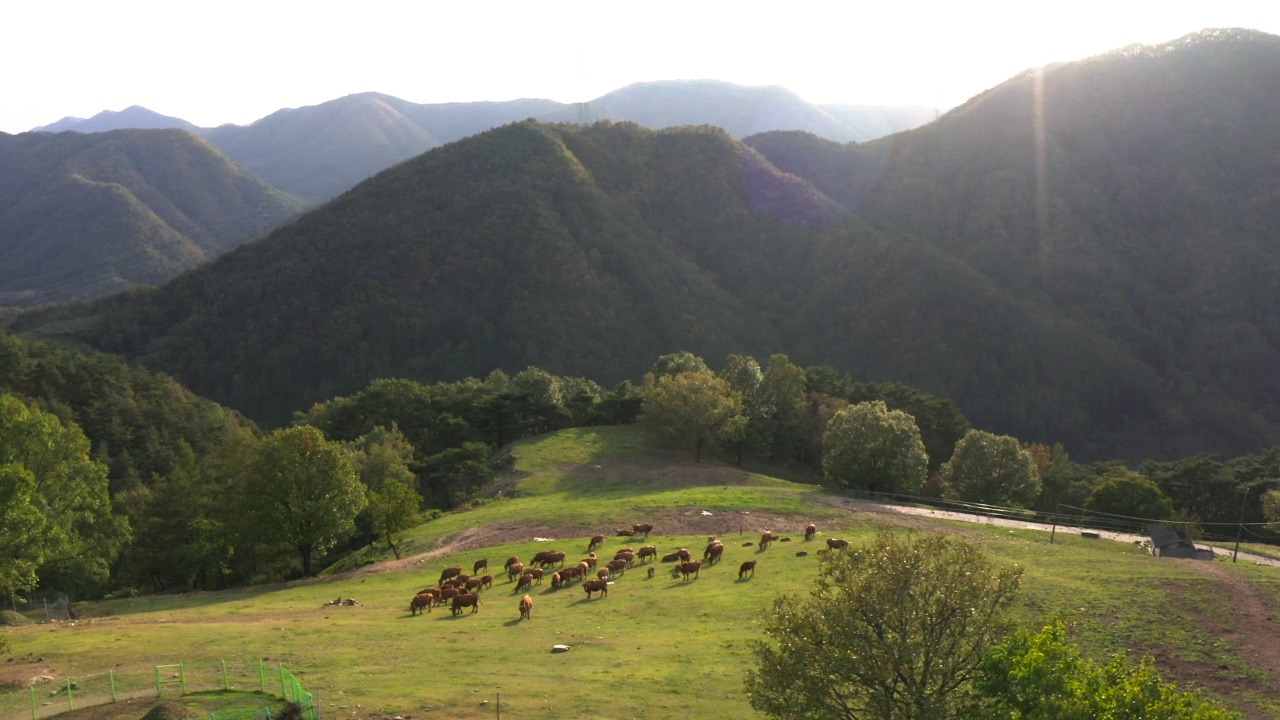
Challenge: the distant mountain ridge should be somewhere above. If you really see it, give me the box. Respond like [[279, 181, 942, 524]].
[[30, 82, 937, 202], [35, 105, 200, 134], [0, 129, 304, 307]]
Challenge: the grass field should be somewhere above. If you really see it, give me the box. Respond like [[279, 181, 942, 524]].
[[4, 426, 1280, 719]]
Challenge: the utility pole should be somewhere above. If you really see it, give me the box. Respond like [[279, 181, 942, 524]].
[[1233, 486, 1250, 563]]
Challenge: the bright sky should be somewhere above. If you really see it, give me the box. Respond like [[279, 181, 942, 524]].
[[4, 0, 1278, 134]]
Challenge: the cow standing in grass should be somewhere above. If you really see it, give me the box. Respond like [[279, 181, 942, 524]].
[[410, 593, 433, 615], [632, 523, 654, 538], [804, 524, 817, 541], [519, 595, 533, 620], [678, 560, 703, 581], [583, 580, 609, 599], [451, 593, 480, 616], [739, 561, 756, 579]]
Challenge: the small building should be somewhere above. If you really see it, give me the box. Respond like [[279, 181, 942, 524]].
[[1146, 523, 1214, 560]]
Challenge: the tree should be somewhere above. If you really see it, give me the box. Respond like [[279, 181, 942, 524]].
[[1262, 489, 1280, 533], [650, 351, 709, 379], [973, 621, 1240, 718], [0, 394, 126, 596], [1085, 473, 1174, 522], [943, 430, 1042, 508], [352, 426, 421, 560], [639, 369, 742, 462], [746, 531, 1022, 719], [246, 426, 367, 576], [822, 401, 929, 494]]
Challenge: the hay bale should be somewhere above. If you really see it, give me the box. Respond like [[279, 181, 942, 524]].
[[139, 700, 200, 720], [0, 610, 31, 626]]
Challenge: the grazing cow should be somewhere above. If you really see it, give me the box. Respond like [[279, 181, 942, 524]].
[[661, 552, 682, 562], [507, 562, 525, 582], [617, 529, 636, 537], [550, 572, 563, 589], [464, 577, 484, 592], [759, 531, 774, 550], [527, 567, 544, 584], [540, 551, 567, 568], [442, 579, 465, 590], [739, 561, 757, 579], [451, 593, 480, 616], [580, 556, 597, 570], [826, 538, 849, 551], [516, 573, 534, 593], [677, 548, 692, 563], [456, 573, 472, 584], [805, 524, 817, 541], [583, 579, 609, 598], [473, 559, 489, 575], [588, 535, 605, 551], [706, 544, 725, 565], [638, 545, 657, 562], [560, 565, 582, 582], [481, 574, 494, 590], [439, 565, 462, 584], [678, 560, 703, 581], [419, 586, 441, 599], [505, 555, 520, 570], [439, 587, 461, 605], [647, 567, 655, 579], [606, 559, 628, 576], [614, 551, 635, 568], [703, 540, 723, 560], [597, 568, 611, 580], [410, 592, 433, 615], [632, 523, 654, 537], [519, 594, 533, 620], [531, 550, 554, 566]]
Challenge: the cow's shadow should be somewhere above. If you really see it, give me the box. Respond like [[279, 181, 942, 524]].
[[503, 617, 524, 627]]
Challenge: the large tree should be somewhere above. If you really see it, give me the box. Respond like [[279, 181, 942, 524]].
[[352, 426, 421, 560], [0, 394, 126, 596], [943, 430, 1042, 508], [246, 425, 366, 576], [639, 369, 743, 462], [746, 531, 1022, 719], [822, 400, 929, 494], [1085, 473, 1174, 523]]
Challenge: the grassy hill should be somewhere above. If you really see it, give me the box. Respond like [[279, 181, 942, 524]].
[[0, 129, 304, 307], [3, 426, 1278, 719]]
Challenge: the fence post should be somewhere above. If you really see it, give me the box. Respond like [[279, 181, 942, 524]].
[[222, 660, 229, 691], [156, 666, 162, 697], [180, 664, 187, 695], [279, 664, 287, 700], [29, 687, 35, 720], [66, 680, 73, 712], [258, 660, 266, 693], [110, 670, 118, 703]]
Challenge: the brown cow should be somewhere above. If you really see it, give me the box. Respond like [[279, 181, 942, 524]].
[[588, 535, 605, 551], [706, 544, 725, 565], [606, 559, 627, 576], [632, 523, 654, 537], [507, 562, 525, 582], [580, 556, 597, 570], [677, 548, 692, 563], [526, 567, 544, 585], [419, 586, 442, 599], [759, 531, 774, 550], [530, 550, 554, 566], [539, 551, 566, 568], [505, 555, 520, 570], [439, 565, 462, 584], [739, 561, 756, 579], [583, 579, 609, 598], [481, 574, 494, 590], [638, 545, 657, 562], [519, 594, 533, 620], [473, 558, 489, 575], [678, 560, 703, 581], [647, 567, 655, 579], [597, 568, 611, 580], [550, 572, 563, 589], [578, 561, 591, 578], [826, 538, 849, 551], [805, 524, 817, 541], [442, 579, 465, 590], [410, 592, 433, 615], [515, 573, 534, 593], [703, 540, 723, 560], [451, 593, 480, 616], [464, 577, 484, 592], [661, 552, 682, 562], [438, 587, 461, 605], [614, 551, 635, 567], [560, 565, 582, 582]]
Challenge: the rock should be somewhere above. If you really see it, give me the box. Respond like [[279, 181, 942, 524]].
[[551, 645, 571, 653], [1080, 531, 1101, 539], [796, 551, 808, 557]]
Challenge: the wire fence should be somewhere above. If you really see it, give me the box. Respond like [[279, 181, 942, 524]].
[[4, 660, 315, 720]]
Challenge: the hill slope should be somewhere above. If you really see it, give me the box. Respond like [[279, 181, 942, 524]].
[[0, 129, 305, 307], [34, 105, 200, 133]]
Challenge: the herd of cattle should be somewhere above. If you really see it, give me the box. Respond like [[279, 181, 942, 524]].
[[407, 522, 852, 619]]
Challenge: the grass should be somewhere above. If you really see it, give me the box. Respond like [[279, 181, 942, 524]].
[[4, 426, 1279, 719]]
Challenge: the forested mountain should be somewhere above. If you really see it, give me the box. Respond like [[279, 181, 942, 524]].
[[538, 80, 932, 143], [34, 105, 200, 134], [0, 129, 305, 307], [746, 28, 1280, 460]]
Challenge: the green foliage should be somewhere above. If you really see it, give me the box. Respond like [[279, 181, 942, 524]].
[[1085, 473, 1174, 522], [639, 368, 743, 462], [944, 430, 1042, 508], [746, 531, 1022, 719], [822, 400, 928, 494], [973, 621, 1241, 719], [245, 426, 367, 577]]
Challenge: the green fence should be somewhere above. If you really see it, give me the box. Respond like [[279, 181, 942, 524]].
[[9, 660, 315, 720]]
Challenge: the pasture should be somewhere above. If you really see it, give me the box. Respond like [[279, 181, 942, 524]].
[[5, 427, 1280, 719]]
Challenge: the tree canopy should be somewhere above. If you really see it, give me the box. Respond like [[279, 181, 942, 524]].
[[822, 400, 928, 494], [943, 430, 1042, 508], [639, 367, 743, 462]]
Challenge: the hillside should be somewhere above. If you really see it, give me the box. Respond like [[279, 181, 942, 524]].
[[0, 129, 305, 307], [34, 105, 200, 133], [747, 28, 1280, 458], [1, 426, 1275, 719]]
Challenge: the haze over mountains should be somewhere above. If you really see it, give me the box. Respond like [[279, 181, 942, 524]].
[[11, 29, 1280, 464]]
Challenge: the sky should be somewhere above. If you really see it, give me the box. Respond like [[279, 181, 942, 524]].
[[5, 0, 1279, 134]]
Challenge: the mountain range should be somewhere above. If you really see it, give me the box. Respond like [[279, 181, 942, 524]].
[[13, 29, 1280, 464]]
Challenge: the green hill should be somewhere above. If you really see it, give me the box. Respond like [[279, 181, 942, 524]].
[[1, 425, 1273, 719], [0, 129, 304, 307]]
